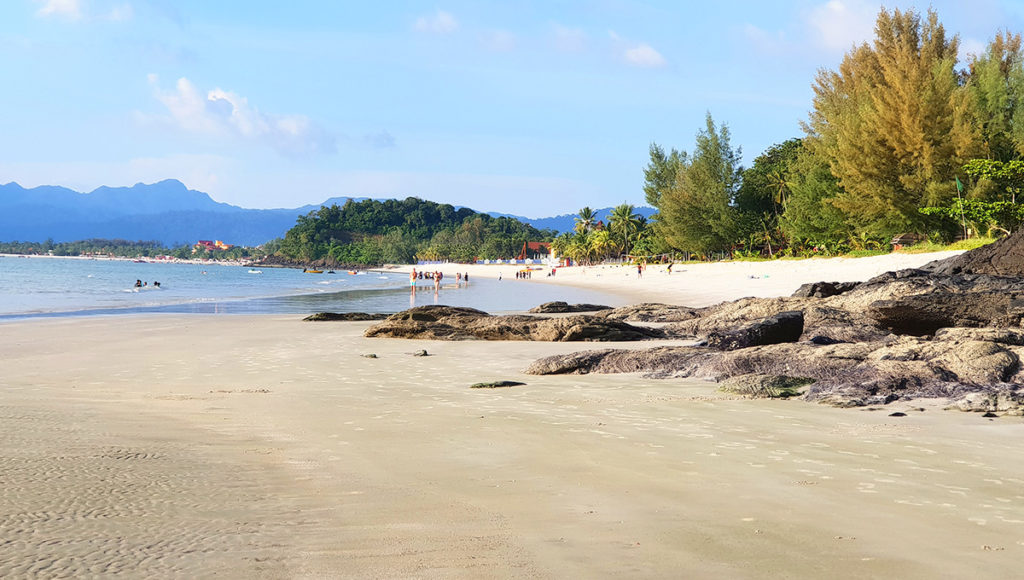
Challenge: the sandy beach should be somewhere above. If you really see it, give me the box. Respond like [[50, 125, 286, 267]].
[[388, 250, 965, 307], [4, 250, 1024, 578]]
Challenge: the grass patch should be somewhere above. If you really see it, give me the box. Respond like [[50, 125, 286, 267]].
[[897, 236, 998, 254], [843, 249, 890, 258]]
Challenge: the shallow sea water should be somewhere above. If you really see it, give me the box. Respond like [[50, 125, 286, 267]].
[[0, 256, 625, 320]]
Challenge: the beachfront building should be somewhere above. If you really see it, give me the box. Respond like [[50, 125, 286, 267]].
[[517, 241, 551, 261], [193, 240, 234, 253]]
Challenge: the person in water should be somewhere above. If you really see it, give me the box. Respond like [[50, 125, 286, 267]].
[[135, 279, 142, 288]]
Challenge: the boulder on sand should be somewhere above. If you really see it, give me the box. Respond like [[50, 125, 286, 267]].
[[705, 311, 804, 350], [364, 305, 664, 342], [528, 301, 612, 314]]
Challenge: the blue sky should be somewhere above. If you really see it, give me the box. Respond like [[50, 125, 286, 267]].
[[2, 1, 1023, 215]]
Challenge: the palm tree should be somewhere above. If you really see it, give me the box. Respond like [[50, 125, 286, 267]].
[[608, 203, 641, 258], [550, 232, 573, 264], [589, 229, 614, 262], [574, 207, 597, 234]]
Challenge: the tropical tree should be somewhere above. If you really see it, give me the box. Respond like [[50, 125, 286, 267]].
[[574, 207, 597, 234], [735, 138, 803, 218], [779, 148, 852, 247], [589, 229, 615, 261], [607, 203, 642, 257]]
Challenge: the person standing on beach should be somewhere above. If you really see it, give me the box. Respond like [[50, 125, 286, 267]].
[[637, 263, 643, 278]]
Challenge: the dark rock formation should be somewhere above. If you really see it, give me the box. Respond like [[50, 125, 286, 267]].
[[867, 291, 1024, 335], [364, 305, 664, 342], [528, 301, 612, 313], [791, 281, 860, 298], [303, 312, 391, 321], [705, 311, 804, 350], [926, 228, 1024, 276], [470, 381, 526, 389]]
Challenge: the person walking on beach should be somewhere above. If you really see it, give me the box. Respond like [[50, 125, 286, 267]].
[[637, 263, 643, 278]]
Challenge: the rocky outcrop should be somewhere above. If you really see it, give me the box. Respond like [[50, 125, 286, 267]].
[[946, 388, 1024, 415], [926, 230, 1024, 276], [598, 303, 704, 323], [528, 301, 612, 313], [867, 291, 1024, 335], [525, 335, 1023, 408], [791, 281, 860, 298], [705, 311, 804, 350], [303, 312, 390, 321], [364, 305, 664, 342], [524, 231, 1024, 410], [718, 374, 814, 398]]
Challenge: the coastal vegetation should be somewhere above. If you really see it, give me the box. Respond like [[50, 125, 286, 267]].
[[646, 7, 1024, 259]]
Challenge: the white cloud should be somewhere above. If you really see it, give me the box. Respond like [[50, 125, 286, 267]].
[[35, 0, 81, 19], [147, 75, 336, 157], [624, 43, 667, 68], [552, 24, 586, 52], [414, 10, 458, 35], [807, 0, 877, 53], [607, 30, 666, 68], [482, 29, 516, 52]]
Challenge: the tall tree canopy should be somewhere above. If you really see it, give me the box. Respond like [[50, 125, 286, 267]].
[[655, 113, 742, 256], [642, 143, 687, 207], [967, 31, 1024, 162], [805, 7, 983, 237]]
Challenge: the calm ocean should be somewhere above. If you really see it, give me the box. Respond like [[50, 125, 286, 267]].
[[0, 256, 625, 320]]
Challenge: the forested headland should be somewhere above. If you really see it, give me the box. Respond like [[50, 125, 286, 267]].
[[267, 197, 556, 267]]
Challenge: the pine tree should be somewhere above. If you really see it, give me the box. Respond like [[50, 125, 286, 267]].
[[805, 8, 984, 237], [656, 113, 742, 257], [967, 31, 1024, 162]]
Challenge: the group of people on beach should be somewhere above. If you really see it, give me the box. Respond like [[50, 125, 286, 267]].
[[409, 268, 468, 293]]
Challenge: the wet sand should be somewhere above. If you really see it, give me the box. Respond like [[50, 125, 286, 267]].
[[2, 313, 1023, 578]]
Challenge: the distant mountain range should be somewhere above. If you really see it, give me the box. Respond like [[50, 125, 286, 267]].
[[491, 207, 658, 234], [0, 179, 653, 246]]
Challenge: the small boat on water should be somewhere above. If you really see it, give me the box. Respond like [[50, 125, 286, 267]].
[[248, 269, 263, 274], [304, 269, 324, 274]]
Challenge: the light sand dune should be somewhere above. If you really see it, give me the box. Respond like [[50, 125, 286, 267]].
[[2, 302, 1024, 577]]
